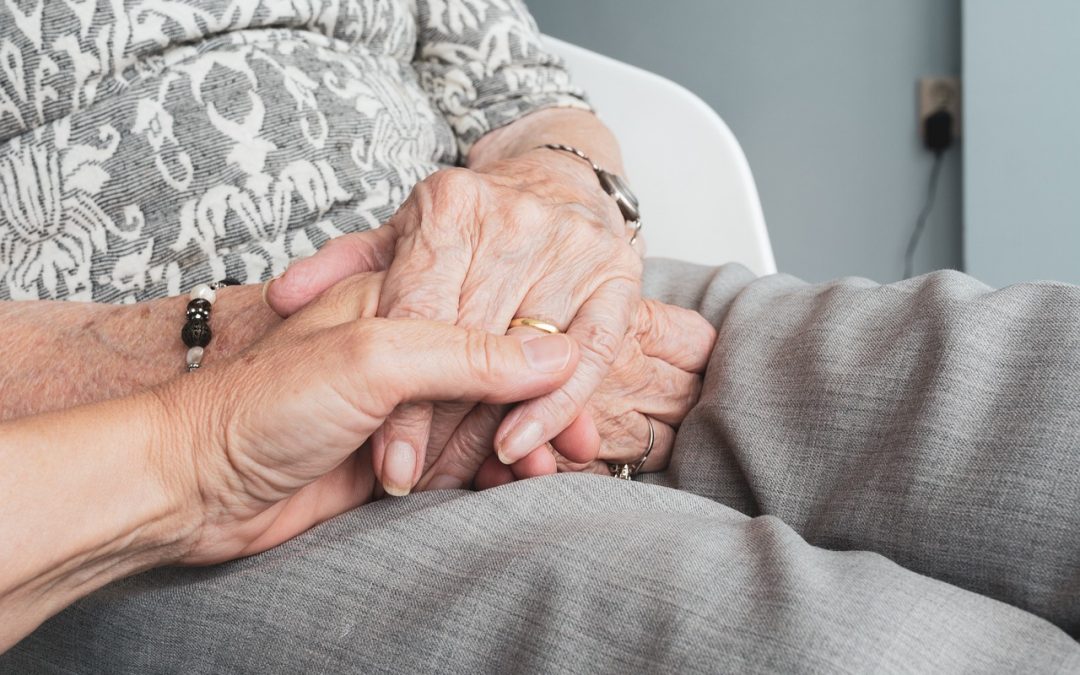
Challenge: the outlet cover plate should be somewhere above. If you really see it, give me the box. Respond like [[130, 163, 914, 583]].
[[919, 76, 961, 140]]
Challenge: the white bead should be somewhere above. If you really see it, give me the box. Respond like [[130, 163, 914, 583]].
[[186, 346, 205, 368], [189, 283, 216, 304]]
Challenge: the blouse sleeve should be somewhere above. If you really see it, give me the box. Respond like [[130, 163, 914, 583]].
[[413, 0, 593, 159]]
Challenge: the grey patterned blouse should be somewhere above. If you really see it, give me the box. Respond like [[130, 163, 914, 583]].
[[0, 0, 589, 302]]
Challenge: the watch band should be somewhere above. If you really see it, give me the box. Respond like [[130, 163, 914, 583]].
[[541, 143, 603, 173], [537, 143, 643, 244]]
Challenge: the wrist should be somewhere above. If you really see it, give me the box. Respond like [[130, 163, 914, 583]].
[[521, 145, 602, 188], [179, 284, 283, 370], [146, 341, 258, 566], [0, 392, 206, 649], [96, 285, 280, 560], [481, 148, 609, 210], [72, 390, 205, 567], [142, 380, 217, 564], [468, 108, 624, 175]]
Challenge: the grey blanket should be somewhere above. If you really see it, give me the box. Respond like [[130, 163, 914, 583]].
[[5, 260, 1080, 673]]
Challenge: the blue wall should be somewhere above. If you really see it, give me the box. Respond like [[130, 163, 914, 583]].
[[530, 0, 962, 282], [963, 0, 1080, 287]]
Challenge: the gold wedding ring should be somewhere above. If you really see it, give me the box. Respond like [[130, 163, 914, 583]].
[[509, 317, 561, 335]]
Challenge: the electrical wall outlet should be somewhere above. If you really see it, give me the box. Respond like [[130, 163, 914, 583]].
[[919, 77, 961, 140]]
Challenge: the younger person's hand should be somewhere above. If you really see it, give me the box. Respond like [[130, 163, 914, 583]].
[[164, 272, 580, 564]]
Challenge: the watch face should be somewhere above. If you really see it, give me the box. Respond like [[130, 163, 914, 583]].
[[597, 169, 641, 223]]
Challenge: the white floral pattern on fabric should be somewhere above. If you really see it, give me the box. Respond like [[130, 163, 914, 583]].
[[0, 0, 588, 302], [0, 119, 122, 300]]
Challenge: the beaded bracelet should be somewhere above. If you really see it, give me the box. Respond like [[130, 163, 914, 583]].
[[182, 278, 240, 372]]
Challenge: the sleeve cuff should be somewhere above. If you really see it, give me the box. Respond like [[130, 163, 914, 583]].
[[417, 55, 593, 158]]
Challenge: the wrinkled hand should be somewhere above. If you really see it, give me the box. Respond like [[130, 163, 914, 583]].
[[267, 151, 643, 495], [551, 300, 716, 476], [166, 272, 579, 565], [414, 299, 717, 490]]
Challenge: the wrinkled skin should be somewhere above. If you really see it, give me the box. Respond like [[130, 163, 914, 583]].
[[267, 167, 718, 489], [268, 151, 647, 494], [171, 272, 581, 565], [419, 299, 717, 490]]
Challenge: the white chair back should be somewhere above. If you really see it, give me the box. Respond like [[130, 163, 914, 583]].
[[543, 36, 777, 275]]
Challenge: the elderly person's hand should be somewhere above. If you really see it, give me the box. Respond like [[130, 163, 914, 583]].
[[267, 144, 643, 495], [415, 299, 717, 490], [0, 271, 583, 648]]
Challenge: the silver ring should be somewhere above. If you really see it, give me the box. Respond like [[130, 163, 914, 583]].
[[610, 415, 655, 480]]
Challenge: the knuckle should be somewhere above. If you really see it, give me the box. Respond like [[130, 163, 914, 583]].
[[360, 272, 385, 312], [426, 406, 472, 452], [662, 376, 702, 421], [324, 271, 381, 310], [404, 168, 484, 236], [674, 302, 714, 337], [344, 322, 380, 369], [433, 401, 474, 420], [451, 406, 504, 460], [636, 300, 661, 340], [385, 285, 457, 322], [344, 233, 389, 272], [556, 456, 602, 474], [464, 329, 503, 382], [700, 323, 719, 353], [333, 324, 387, 407], [565, 209, 597, 233], [446, 425, 495, 470], [578, 320, 627, 366], [431, 166, 480, 191], [424, 168, 482, 209], [386, 301, 447, 322], [508, 192, 546, 226], [608, 340, 637, 373], [539, 385, 587, 427], [569, 197, 617, 234], [388, 402, 432, 430], [663, 374, 691, 405]]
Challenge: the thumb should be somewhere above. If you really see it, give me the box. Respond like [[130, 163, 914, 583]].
[[266, 227, 398, 317], [352, 319, 580, 414]]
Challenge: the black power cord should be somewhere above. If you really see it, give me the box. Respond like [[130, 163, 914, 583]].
[[904, 108, 954, 279]]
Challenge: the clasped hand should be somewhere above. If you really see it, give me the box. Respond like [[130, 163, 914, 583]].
[[266, 154, 714, 494], [173, 265, 714, 564]]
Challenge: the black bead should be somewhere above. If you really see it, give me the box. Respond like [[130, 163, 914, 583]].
[[186, 298, 212, 321], [218, 277, 241, 287], [181, 319, 212, 348]]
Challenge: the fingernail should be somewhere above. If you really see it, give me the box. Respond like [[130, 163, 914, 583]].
[[521, 334, 572, 372], [497, 420, 545, 464], [425, 475, 463, 491], [382, 440, 415, 497]]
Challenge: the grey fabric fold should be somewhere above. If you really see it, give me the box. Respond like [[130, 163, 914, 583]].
[[642, 258, 1080, 635], [6, 476, 1078, 674]]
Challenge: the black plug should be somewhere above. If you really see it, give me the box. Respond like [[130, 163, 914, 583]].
[[923, 108, 954, 155], [907, 108, 953, 279]]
